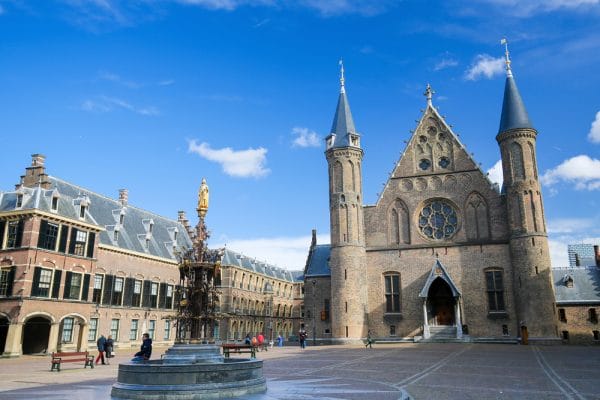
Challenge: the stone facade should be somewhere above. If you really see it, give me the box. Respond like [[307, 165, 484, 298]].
[[305, 70, 560, 344]]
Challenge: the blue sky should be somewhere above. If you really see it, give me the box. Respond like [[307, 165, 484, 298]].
[[1, 0, 599, 270]]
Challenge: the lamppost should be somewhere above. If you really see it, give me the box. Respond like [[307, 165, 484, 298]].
[[311, 279, 316, 346]]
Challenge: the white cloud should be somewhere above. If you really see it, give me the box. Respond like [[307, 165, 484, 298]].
[[588, 111, 600, 143], [299, 0, 393, 16], [80, 96, 159, 116], [480, 0, 600, 16], [0, 4, 4, 15], [434, 58, 458, 71], [158, 79, 175, 86], [98, 70, 141, 88], [541, 154, 600, 191], [179, 0, 393, 15], [486, 159, 503, 189], [212, 233, 330, 270], [547, 218, 596, 234], [177, 0, 274, 11], [188, 140, 270, 178], [464, 54, 504, 81], [291, 127, 321, 148]]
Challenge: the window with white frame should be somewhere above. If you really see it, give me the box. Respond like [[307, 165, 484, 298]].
[[37, 268, 53, 297], [150, 282, 158, 308], [110, 319, 120, 341], [148, 320, 156, 340], [132, 280, 142, 307], [72, 230, 87, 256], [130, 319, 139, 340], [165, 285, 173, 309], [92, 274, 103, 303], [61, 317, 74, 343], [112, 277, 124, 306], [65, 272, 82, 300], [164, 320, 171, 340], [88, 318, 98, 341]]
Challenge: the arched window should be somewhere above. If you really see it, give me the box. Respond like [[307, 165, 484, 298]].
[[485, 269, 505, 312], [510, 142, 525, 180], [388, 199, 410, 244], [383, 273, 401, 313], [465, 192, 489, 240], [349, 160, 356, 192], [333, 161, 343, 193]]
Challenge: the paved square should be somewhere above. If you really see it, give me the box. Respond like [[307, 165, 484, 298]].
[[1, 343, 599, 399]]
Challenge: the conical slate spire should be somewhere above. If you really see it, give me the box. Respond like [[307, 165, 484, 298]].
[[328, 60, 359, 148], [498, 42, 533, 134]]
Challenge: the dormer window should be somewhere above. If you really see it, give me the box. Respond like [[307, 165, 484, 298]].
[[51, 196, 59, 211], [113, 230, 119, 242], [145, 238, 150, 249], [80, 205, 87, 219], [119, 213, 124, 225], [149, 222, 153, 233], [16, 194, 23, 208], [564, 275, 574, 288], [173, 231, 178, 241]]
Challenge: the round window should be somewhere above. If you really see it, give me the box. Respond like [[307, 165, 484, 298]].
[[438, 157, 450, 168], [419, 159, 431, 170], [418, 200, 458, 240]]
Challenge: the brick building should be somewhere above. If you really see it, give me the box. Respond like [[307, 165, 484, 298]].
[[552, 245, 600, 345], [0, 155, 303, 357], [304, 55, 559, 344]]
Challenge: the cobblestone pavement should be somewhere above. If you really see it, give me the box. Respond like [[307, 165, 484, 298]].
[[1, 343, 599, 399]]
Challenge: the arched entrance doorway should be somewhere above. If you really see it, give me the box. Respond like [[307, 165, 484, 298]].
[[0, 316, 9, 354], [427, 278, 455, 326], [22, 316, 51, 354], [419, 260, 463, 340]]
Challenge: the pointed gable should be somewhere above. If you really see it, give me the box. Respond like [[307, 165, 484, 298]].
[[392, 103, 480, 180], [419, 259, 461, 298]]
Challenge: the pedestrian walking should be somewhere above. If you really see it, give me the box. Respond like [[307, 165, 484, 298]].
[[365, 330, 373, 349], [277, 334, 284, 347], [104, 335, 114, 364], [95, 334, 106, 365], [299, 328, 307, 349]]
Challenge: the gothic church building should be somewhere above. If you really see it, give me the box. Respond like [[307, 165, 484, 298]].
[[304, 54, 559, 344]]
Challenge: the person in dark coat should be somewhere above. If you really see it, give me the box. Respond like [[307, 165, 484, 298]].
[[95, 334, 106, 365], [104, 335, 114, 364], [132, 333, 152, 362]]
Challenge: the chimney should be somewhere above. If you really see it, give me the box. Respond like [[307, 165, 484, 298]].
[[118, 189, 128, 206], [595, 245, 600, 267], [178, 211, 187, 223], [311, 229, 317, 248], [20, 153, 51, 189]]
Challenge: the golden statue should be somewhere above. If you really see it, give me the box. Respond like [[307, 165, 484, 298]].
[[197, 178, 209, 218]]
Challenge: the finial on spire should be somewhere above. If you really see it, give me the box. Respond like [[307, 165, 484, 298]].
[[424, 83, 434, 106], [339, 58, 345, 94], [501, 38, 513, 78]]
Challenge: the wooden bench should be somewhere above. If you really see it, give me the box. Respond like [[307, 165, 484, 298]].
[[50, 351, 94, 372], [221, 344, 257, 359]]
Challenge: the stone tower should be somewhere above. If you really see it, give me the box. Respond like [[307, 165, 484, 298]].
[[496, 45, 558, 340], [324, 64, 368, 342]]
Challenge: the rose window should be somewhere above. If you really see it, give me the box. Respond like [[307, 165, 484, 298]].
[[418, 200, 458, 240]]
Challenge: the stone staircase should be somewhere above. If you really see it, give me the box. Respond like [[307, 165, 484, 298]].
[[420, 326, 470, 343]]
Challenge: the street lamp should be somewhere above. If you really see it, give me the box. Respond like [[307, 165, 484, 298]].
[[311, 279, 316, 346]]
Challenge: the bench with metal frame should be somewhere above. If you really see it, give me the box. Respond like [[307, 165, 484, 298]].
[[50, 351, 94, 372], [221, 344, 257, 359]]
